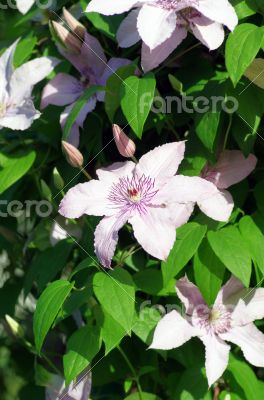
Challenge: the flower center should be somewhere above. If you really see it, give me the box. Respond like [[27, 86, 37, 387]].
[[197, 305, 231, 335], [108, 174, 158, 214]]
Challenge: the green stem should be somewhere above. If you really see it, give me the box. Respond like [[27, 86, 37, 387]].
[[223, 114, 233, 150], [81, 168, 92, 180], [117, 345, 143, 400]]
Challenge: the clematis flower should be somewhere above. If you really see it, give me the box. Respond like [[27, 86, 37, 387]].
[[41, 9, 131, 147], [0, 40, 59, 131], [59, 141, 233, 268], [46, 370, 91, 400], [86, 0, 238, 71], [200, 150, 257, 217], [50, 216, 82, 247], [150, 275, 264, 386]]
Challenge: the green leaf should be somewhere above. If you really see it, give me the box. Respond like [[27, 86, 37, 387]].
[[168, 74, 184, 94], [226, 23, 263, 86], [244, 58, 264, 89], [195, 111, 220, 152], [63, 325, 101, 384], [105, 63, 137, 122], [132, 306, 161, 345], [13, 35, 37, 67], [120, 73, 156, 138], [24, 239, 74, 295], [84, 9, 123, 40], [63, 85, 102, 140], [194, 238, 226, 305], [93, 268, 135, 332], [227, 358, 263, 400], [170, 367, 211, 400], [133, 269, 175, 296], [125, 393, 161, 400], [100, 309, 127, 355], [33, 280, 74, 354], [207, 226, 252, 286], [239, 215, 264, 276], [162, 223, 207, 285], [0, 150, 36, 194]]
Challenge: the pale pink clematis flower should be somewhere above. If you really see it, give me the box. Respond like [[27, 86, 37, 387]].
[[59, 141, 233, 268], [0, 40, 59, 131], [150, 275, 264, 386], [41, 10, 131, 147], [200, 150, 257, 218], [46, 371, 91, 400], [86, 0, 238, 71]]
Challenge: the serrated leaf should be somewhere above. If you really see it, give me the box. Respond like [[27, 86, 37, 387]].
[[120, 74, 156, 138], [63, 325, 101, 384], [226, 23, 263, 86], [33, 280, 74, 353], [207, 226, 252, 286], [93, 268, 135, 332]]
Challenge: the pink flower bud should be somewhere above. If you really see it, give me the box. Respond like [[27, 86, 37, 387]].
[[112, 124, 136, 158], [52, 21, 82, 53], [62, 141, 84, 168], [63, 8, 86, 39]]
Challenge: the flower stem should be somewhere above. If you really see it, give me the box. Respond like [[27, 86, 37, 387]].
[[81, 168, 92, 180], [117, 345, 143, 400], [131, 155, 138, 163]]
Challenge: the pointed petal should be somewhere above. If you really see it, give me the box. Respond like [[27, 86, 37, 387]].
[[117, 9, 141, 48], [197, 188, 234, 222], [94, 214, 128, 268], [176, 276, 207, 315], [96, 161, 136, 183], [81, 32, 107, 77], [135, 141, 185, 179], [137, 5, 176, 50], [141, 25, 187, 71], [16, 0, 35, 14], [0, 40, 18, 97], [200, 334, 230, 387], [0, 101, 40, 130], [166, 202, 194, 228], [86, 0, 140, 15], [129, 206, 176, 260], [59, 180, 112, 218], [220, 324, 264, 368], [191, 16, 225, 51], [149, 310, 197, 350], [194, 0, 238, 31], [214, 276, 244, 306], [203, 150, 257, 189], [9, 57, 60, 104], [41, 73, 83, 109]]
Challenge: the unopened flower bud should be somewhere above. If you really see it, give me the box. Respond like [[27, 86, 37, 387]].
[[113, 124, 136, 158], [53, 167, 64, 190], [63, 8, 86, 39], [62, 141, 84, 168], [5, 315, 24, 338], [52, 21, 82, 53]]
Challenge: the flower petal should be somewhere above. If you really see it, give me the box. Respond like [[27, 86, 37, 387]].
[[135, 141, 185, 179], [9, 57, 59, 104], [197, 188, 234, 222], [86, 0, 140, 15], [190, 16, 225, 51], [176, 276, 207, 315], [214, 276, 245, 306], [16, 0, 35, 14], [41, 73, 83, 109], [0, 40, 18, 98], [0, 101, 40, 130], [166, 202, 194, 228], [80, 32, 107, 77], [94, 214, 128, 268], [220, 324, 264, 368], [149, 310, 197, 350], [96, 161, 136, 183], [141, 25, 187, 72], [117, 9, 141, 48], [129, 206, 176, 260], [137, 5, 177, 50], [59, 180, 112, 219], [203, 150, 257, 189], [200, 334, 230, 387], [195, 0, 238, 31]]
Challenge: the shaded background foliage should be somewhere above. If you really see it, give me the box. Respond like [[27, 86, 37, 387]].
[[0, 0, 264, 399]]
